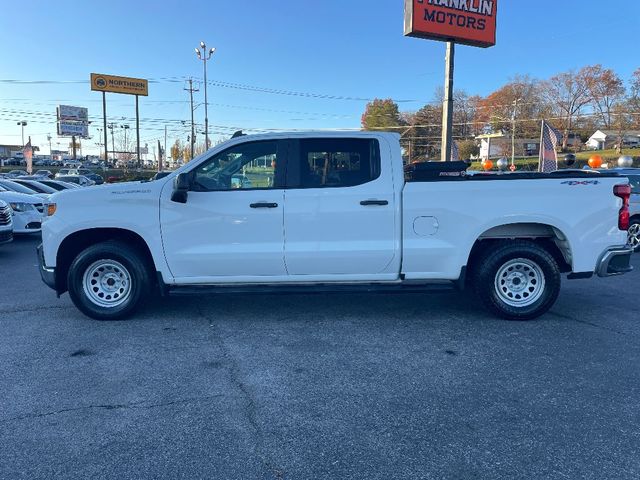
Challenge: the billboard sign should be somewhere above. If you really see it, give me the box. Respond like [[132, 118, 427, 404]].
[[404, 0, 498, 48], [57, 105, 89, 138], [90, 73, 149, 96], [58, 122, 89, 138], [58, 105, 88, 122]]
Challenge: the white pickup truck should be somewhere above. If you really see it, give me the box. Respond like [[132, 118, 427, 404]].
[[38, 132, 633, 321]]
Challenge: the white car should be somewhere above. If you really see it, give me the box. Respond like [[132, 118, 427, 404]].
[[0, 199, 13, 245], [0, 179, 51, 203], [0, 191, 43, 233], [39, 131, 633, 321], [63, 160, 82, 168], [54, 175, 95, 187]]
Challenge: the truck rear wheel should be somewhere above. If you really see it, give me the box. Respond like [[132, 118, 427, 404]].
[[67, 241, 150, 320], [472, 240, 561, 321]]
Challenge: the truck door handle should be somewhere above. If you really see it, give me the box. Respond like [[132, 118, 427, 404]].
[[360, 200, 388, 206], [250, 202, 278, 209]]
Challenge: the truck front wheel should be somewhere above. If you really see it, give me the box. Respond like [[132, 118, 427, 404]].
[[472, 241, 561, 321], [67, 241, 150, 320]]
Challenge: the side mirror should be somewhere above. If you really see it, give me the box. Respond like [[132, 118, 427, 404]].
[[171, 172, 191, 203]]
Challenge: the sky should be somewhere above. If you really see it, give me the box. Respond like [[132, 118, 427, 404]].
[[1, 0, 639, 157]]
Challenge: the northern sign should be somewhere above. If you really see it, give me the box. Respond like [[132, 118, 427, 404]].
[[90, 73, 149, 96], [404, 0, 498, 48]]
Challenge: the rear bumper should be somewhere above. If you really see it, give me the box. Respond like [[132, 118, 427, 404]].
[[37, 243, 57, 291], [596, 246, 634, 277]]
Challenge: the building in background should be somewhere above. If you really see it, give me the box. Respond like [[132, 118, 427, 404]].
[[476, 133, 540, 160], [586, 130, 640, 150], [0, 144, 23, 159]]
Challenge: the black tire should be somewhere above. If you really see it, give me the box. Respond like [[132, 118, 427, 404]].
[[628, 220, 640, 253], [471, 240, 561, 321], [67, 241, 150, 320]]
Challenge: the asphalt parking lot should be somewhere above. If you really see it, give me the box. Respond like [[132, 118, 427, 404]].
[[1, 235, 639, 480]]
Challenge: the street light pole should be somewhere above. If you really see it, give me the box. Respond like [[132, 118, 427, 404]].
[[121, 124, 130, 156], [17, 121, 27, 147], [195, 41, 216, 152]]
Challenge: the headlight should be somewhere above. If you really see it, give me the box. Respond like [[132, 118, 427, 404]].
[[9, 202, 35, 212]]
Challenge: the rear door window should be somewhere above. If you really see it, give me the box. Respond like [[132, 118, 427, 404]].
[[287, 138, 380, 188]]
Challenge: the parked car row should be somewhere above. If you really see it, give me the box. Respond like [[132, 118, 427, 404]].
[[1, 169, 103, 186], [0, 176, 91, 235]]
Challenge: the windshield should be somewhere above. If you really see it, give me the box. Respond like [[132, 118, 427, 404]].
[[0, 179, 38, 194], [17, 181, 57, 194]]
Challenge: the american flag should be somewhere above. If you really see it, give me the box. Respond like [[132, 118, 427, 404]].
[[23, 138, 33, 174], [451, 140, 459, 161], [538, 120, 562, 173]]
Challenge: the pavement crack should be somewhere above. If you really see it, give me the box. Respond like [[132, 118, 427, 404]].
[[195, 304, 286, 480], [0, 304, 73, 316], [548, 311, 627, 335], [0, 395, 224, 425]]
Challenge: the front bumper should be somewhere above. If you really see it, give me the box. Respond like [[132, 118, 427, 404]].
[[37, 243, 57, 291], [597, 246, 634, 277], [12, 211, 42, 233]]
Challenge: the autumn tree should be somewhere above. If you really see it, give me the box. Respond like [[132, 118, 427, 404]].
[[361, 99, 403, 131], [583, 64, 625, 129], [542, 69, 591, 150], [475, 75, 550, 139], [170, 139, 183, 163], [182, 144, 192, 162]]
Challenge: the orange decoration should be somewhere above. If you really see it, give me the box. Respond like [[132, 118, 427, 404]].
[[588, 155, 603, 169], [481, 159, 493, 171]]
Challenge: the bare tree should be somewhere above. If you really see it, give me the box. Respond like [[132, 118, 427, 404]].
[[612, 101, 635, 153], [583, 64, 625, 129], [543, 69, 591, 150], [629, 68, 640, 129]]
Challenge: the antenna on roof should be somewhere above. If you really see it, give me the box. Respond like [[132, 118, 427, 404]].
[[231, 130, 245, 139]]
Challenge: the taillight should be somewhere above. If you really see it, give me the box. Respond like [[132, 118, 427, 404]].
[[614, 184, 631, 231]]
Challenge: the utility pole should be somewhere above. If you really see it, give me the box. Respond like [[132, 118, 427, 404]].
[[195, 41, 216, 152], [511, 98, 521, 167], [96, 128, 103, 160], [164, 125, 167, 167], [47, 134, 52, 157], [184, 78, 199, 160]]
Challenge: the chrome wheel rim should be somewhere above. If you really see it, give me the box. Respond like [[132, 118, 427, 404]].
[[628, 223, 640, 250], [82, 259, 131, 308], [494, 258, 545, 308]]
